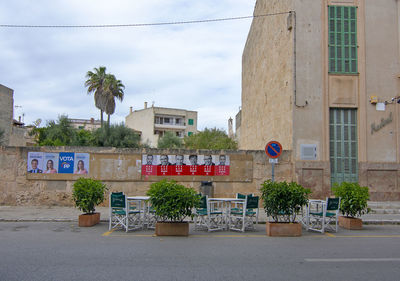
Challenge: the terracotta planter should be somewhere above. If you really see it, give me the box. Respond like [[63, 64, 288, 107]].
[[79, 212, 100, 227], [339, 216, 362, 230], [155, 222, 189, 236], [266, 222, 302, 237]]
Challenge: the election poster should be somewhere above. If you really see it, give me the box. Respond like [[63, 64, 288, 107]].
[[43, 153, 59, 174], [27, 152, 44, 173], [74, 153, 90, 174]]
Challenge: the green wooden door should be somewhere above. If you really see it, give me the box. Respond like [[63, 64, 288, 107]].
[[329, 108, 358, 185]]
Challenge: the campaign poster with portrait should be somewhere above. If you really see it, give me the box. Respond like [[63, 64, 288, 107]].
[[58, 152, 75, 174], [156, 154, 174, 176], [74, 153, 90, 175], [215, 155, 230, 176], [27, 152, 44, 173], [141, 154, 230, 176], [141, 154, 157, 176], [43, 153, 59, 174]]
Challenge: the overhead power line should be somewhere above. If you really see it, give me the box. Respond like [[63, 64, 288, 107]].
[[0, 12, 291, 28]]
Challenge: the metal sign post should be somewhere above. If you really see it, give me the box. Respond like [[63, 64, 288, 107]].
[[265, 141, 282, 182]]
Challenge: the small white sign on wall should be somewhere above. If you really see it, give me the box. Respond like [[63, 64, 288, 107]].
[[300, 144, 317, 160], [376, 102, 385, 111]]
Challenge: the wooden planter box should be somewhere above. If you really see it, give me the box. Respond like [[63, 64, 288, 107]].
[[339, 216, 362, 230], [155, 222, 189, 236], [266, 222, 302, 237], [78, 213, 100, 227]]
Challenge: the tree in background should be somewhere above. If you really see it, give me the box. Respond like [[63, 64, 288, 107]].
[[29, 115, 76, 146], [85, 66, 108, 127], [157, 131, 183, 149], [184, 128, 238, 150], [91, 124, 141, 148], [104, 74, 124, 129]]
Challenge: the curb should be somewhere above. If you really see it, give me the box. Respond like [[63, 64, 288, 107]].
[[1, 218, 400, 225]]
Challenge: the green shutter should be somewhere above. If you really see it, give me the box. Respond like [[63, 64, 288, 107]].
[[188, 119, 194, 125], [330, 109, 358, 186], [328, 6, 357, 74], [188, 132, 193, 136]]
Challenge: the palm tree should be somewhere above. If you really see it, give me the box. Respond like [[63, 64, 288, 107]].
[[84, 66, 107, 127], [104, 74, 125, 128]]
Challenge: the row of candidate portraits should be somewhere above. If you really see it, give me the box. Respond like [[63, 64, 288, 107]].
[[143, 154, 229, 166], [27, 152, 89, 174]]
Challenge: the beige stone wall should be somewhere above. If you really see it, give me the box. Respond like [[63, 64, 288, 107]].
[[0, 146, 298, 206], [240, 0, 294, 151], [1, 146, 399, 205], [0, 85, 13, 146]]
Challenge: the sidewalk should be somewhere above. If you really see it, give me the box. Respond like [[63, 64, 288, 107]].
[[1, 205, 400, 224]]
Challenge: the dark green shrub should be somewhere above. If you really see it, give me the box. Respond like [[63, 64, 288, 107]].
[[72, 178, 108, 214], [146, 180, 200, 222], [260, 180, 311, 223], [332, 182, 370, 218]]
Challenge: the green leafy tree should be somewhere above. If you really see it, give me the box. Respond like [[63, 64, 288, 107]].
[[91, 124, 141, 148], [184, 127, 238, 150], [157, 131, 183, 149], [30, 115, 77, 146]]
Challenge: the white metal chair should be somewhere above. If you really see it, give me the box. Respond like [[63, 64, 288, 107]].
[[307, 197, 341, 233], [194, 195, 224, 232], [229, 195, 259, 232]]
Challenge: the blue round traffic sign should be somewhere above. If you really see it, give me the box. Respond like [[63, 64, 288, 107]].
[[265, 141, 282, 159]]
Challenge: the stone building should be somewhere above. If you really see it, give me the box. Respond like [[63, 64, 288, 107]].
[[0, 84, 14, 145], [125, 102, 198, 147], [240, 0, 400, 200]]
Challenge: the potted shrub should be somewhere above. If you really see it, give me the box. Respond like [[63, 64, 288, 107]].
[[261, 180, 311, 236], [147, 179, 200, 236], [333, 182, 370, 230], [72, 178, 108, 227]]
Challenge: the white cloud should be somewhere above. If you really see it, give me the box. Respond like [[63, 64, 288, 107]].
[[0, 0, 256, 131]]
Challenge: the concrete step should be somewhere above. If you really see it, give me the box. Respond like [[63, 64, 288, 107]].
[[368, 202, 400, 214]]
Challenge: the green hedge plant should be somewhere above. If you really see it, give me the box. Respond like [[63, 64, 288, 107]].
[[261, 180, 311, 223], [72, 178, 108, 214], [147, 180, 200, 222], [332, 182, 370, 218]]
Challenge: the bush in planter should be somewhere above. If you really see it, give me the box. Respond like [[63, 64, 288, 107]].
[[332, 182, 370, 218], [260, 180, 311, 223], [72, 178, 108, 214], [146, 179, 200, 222]]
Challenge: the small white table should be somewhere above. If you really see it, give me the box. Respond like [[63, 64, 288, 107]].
[[207, 198, 245, 229], [126, 196, 151, 229]]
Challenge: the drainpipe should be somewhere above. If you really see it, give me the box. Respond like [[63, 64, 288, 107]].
[[291, 11, 308, 108]]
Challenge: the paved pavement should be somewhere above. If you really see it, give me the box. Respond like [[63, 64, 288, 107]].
[[1, 204, 400, 224]]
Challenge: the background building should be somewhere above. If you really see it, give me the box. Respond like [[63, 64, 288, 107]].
[[68, 118, 101, 131], [240, 0, 400, 200], [125, 102, 198, 147], [0, 84, 13, 145]]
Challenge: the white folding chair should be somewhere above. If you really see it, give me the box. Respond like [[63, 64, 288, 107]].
[[308, 197, 341, 233], [126, 198, 144, 231], [109, 192, 128, 231], [194, 195, 224, 232], [230, 195, 259, 232]]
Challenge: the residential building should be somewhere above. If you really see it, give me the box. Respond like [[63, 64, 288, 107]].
[[69, 118, 101, 131], [240, 0, 400, 200], [125, 102, 198, 147]]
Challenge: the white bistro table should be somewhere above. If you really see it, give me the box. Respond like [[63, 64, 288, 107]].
[[207, 198, 245, 229], [126, 196, 151, 229]]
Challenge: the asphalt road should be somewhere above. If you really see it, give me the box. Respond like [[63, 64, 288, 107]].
[[0, 222, 399, 281]]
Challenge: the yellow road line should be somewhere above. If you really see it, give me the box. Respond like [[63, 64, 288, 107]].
[[102, 229, 115, 236], [325, 233, 336, 238], [334, 235, 400, 238]]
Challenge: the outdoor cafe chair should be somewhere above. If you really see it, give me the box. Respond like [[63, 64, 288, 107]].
[[229, 195, 259, 232], [126, 197, 144, 231], [194, 195, 224, 232], [109, 192, 128, 231], [307, 197, 341, 234]]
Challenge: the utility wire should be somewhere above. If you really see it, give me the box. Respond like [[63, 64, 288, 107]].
[[0, 12, 291, 28]]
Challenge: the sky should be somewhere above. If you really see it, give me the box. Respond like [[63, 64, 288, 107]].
[[0, 0, 256, 132]]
